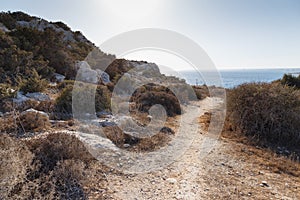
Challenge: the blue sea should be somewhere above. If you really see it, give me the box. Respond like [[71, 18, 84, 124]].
[[177, 68, 300, 88]]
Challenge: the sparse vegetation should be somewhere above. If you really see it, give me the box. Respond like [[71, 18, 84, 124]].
[[0, 132, 104, 199], [225, 82, 300, 155], [18, 68, 48, 93]]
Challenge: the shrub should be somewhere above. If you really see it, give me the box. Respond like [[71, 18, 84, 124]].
[[18, 69, 48, 93], [0, 83, 16, 99], [55, 83, 111, 119], [0, 133, 95, 199], [192, 85, 209, 100], [103, 126, 127, 147], [55, 85, 73, 115], [226, 82, 300, 148], [135, 91, 181, 117], [25, 133, 94, 175], [95, 85, 111, 112], [131, 84, 181, 117], [104, 59, 133, 83], [19, 110, 50, 132], [281, 74, 300, 89], [0, 134, 34, 199], [134, 132, 171, 152], [0, 113, 19, 134]]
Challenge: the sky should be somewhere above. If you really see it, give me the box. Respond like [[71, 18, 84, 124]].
[[1, 0, 300, 70]]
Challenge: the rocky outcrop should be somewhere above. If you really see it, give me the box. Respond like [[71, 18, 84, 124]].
[[130, 61, 161, 77], [16, 19, 89, 43], [76, 61, 110, 84], [13, 92, 50, 104]]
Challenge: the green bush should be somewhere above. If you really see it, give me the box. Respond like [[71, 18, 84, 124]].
[[0, 83, 16, 99], [18, 69, 48, 93], [55, 85, 73, 115], [95, 85, 111, 112], [281, 74, 300, 89], [227, 82, 300, 148], [55, 83, 111, 119]]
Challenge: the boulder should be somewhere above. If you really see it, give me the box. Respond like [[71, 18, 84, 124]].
[[25, 92, 50, 101], [76, 61, 111, 84], [21, 108, 49, 118], [76, 61, 98, 83], [130, 61, 161, 77], [13, 92, 30, 104], [96, 69, 110, 84], [99, 120, 117, 127], [53, 73, 65, 83]]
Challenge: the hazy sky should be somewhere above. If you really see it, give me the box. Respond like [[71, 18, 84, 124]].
[[1, 0, 300, 69]]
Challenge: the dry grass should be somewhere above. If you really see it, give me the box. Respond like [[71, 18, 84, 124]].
[[222, 129, 300, 177], [202, 139, 300, 199], [0, 134, 33, 199], [0, 113, 19, 133], [198, 107, 300, 177], [0, 132, 115, 199]]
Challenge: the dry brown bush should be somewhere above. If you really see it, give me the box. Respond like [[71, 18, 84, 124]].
[[198, 112, 211, 132], [102, 125, 173, 151], [25, 133, 94, 174], [0, 114, 18, 133], [131, 84, 181, 117], [134, 132, 171, 152], [20, 110, 50, 132], [192, 85, 209, 100], [226, 82, 300, 152], [103, 126, 127, 147], [0, 134, 33, 199], [0, 133, 97, 199]]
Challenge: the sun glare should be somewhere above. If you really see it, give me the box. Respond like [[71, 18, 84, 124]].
[[99, 0, 163, 22]]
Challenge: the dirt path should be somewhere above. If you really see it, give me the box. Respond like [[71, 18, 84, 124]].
[[102, 97, 223, 200], [98, 97, 300, 200]]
